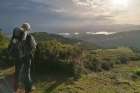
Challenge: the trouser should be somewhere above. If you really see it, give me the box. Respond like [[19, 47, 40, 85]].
[[15, 55, 32, 92]]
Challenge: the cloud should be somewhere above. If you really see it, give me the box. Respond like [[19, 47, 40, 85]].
[[51, 8, 67, 13], [86, 31, 116, 35], [58, 32, 71, 36], [74, 32, 80, 35], [72, 0, 112, 16], [0, 0, 140, 33], [72, 0, 90, 7]]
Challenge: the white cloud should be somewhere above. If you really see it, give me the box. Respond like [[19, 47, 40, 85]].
[[51, 8, 67, 13], [74, 32, 79, 35], [72, 0, 90, 7], [28, 0, 140, 26], [86, 31, 116, 35], [58, 32, 71, 36]]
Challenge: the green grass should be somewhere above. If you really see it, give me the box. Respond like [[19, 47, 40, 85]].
[[1, 46, 140, 93], [1, 61, 140, 93], [94, 47, 136, 61], [33, 61, 140, 93]]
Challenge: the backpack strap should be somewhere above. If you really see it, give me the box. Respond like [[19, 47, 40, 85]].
[[26, 34, 37, 49], [15, 28, 28, 41]]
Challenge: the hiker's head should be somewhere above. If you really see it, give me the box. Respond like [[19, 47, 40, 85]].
[[21, 23, 31, 31]]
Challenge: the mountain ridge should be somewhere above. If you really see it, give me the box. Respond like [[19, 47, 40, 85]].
[[71, 30, 140, 49]]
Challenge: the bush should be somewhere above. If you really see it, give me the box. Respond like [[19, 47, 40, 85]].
[[94, 47, 136, 62], [92, 61, 102, 72], [0, 31, 8, 48], [118, 56, 128, 64], [83, 54, 101, 72], [34, 40, 84, 77], [0, 48, 13, 68], [131, 68, 140, 80], [101, 61, 114, 71], [130, 54, 140, 61], [84, 54, 114, 72], [133, 69, 140, 76]]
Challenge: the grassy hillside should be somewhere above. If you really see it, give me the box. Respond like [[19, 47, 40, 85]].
[[32, 47, 140, 93], [34, 61, 140, 93], [1, 31, 140, 93], [32, 32, 79, 44]]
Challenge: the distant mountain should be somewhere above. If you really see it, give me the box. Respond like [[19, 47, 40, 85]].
[[32, 32, 98, 49], [41, 24, 140, 33], [71, 30, 140, 50]]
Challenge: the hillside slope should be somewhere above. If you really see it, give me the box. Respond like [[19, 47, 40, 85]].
[[32, 32, 98, 49], [72, 30, 140, 49], [33, 60, 140, 93], [1, 31, 140, 93]]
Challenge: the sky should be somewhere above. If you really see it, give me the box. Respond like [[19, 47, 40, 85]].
[[1, 0, 140, 33]]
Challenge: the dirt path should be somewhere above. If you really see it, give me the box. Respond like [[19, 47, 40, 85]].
[[0, 74, 15, 93], [0, 67, 26, 93]]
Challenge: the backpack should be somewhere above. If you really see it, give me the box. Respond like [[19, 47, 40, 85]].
[[8, 28, 37, 58], [8, 28, 25, 58]]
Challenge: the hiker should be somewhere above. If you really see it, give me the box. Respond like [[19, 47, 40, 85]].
[[8, 23, 37, 93]]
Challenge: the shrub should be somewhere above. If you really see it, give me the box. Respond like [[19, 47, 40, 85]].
[[94, 47, 136, 62], [130, 53, 140, 61], [0, 31, 8, 48], [84, 54, 114, 72], [118, 56, 128, 64], [83, 54, 101, 72], [101, 61, 114, 71], [133, 69, 140, 76], [92, 61, 102, 72], [131, 68, 140, 80], [0, 48, 13, 68], [33, 40, 84, 77]]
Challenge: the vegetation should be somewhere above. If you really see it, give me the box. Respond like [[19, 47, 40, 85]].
[[0, 29, 10, 68], [72, 30, 140, 50], [32, 32, 98, 50], [34, 40, 85, 77], [0, 30, 8, 48], [132, 68, 140, 79], [1, 31, 140, 93]]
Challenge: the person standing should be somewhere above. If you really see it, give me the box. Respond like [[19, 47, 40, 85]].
[[8, 23, 37, 93]]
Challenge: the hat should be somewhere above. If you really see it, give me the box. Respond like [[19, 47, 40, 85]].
[[21, 23, 31, 31]]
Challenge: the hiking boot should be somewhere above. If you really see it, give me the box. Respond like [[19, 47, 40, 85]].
[[31, 85, 36, 91]]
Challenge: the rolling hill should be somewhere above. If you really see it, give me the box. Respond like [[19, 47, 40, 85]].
[[1, 30, 140, 93], [32, 32, 98, 49], [71, 30, 140, 50]]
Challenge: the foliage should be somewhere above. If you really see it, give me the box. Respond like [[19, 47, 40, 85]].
[[32, 32, 97, 50], [0, 30, 10, 68], [0, 48, 14, 68], [35, 60, 140, 93], [32, 32, 79, 44], [1, 31, 140, 93], [0, 30, 8, 48], [33, 39, 139, 75], [84, 54, 114, 72], [84, 47, 138, 72], [133, 68, 140, 76], [0, 31, 140, 78], [34, 40, 85, 77]]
